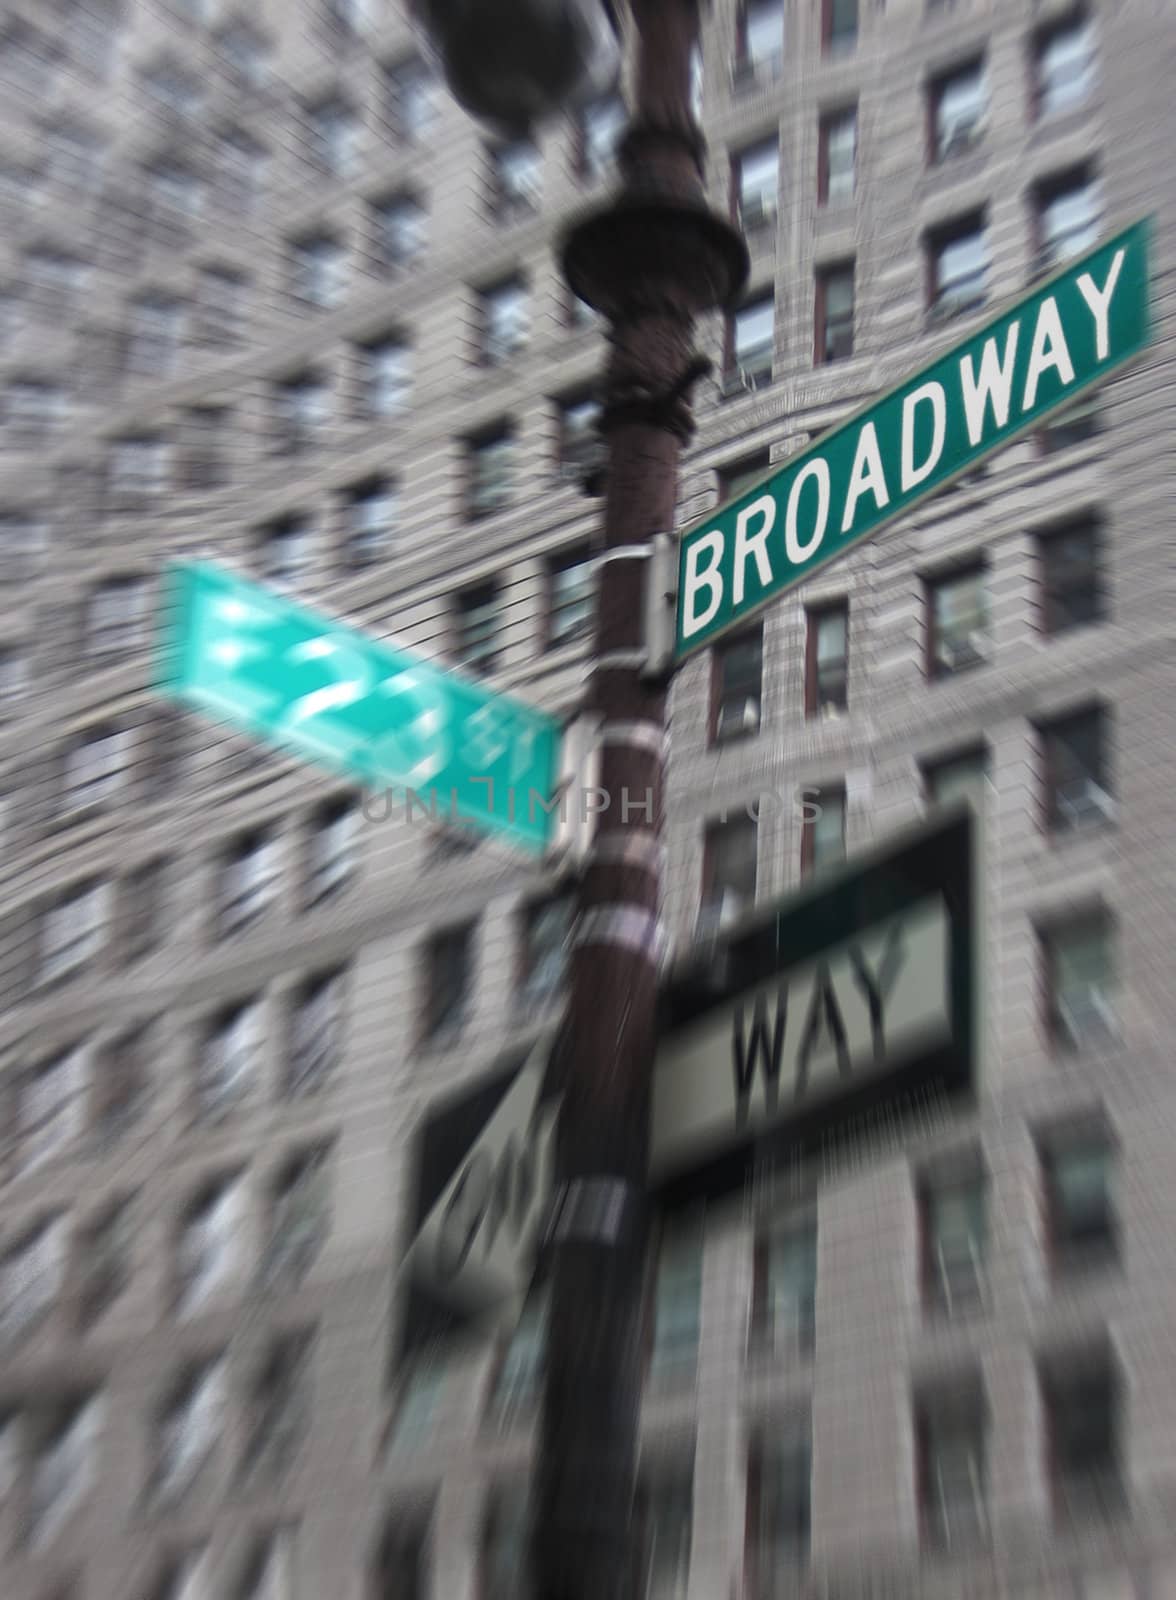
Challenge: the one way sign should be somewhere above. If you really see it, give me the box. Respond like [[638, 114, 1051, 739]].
[[399, 1028, 563, 1346]]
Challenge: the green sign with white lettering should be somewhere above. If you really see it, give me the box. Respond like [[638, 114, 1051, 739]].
[[159, 560, 563, 854], [675, 219, 1152, 658]]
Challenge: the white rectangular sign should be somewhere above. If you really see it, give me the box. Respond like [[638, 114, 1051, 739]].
[[650, 895, 952, 1182]]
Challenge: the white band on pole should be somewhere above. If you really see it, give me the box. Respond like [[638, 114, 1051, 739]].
[[574, 905, 668, 964], [598, 720, 669, 756]]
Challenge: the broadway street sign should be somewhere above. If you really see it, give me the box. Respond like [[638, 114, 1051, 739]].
[[650, 805, 977, 1207], [676, 218, 1152, 657], [159, 559, 563, 854]]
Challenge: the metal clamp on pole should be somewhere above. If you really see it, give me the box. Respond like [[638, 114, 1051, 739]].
[[641, 531, 679, 683], [541, 1176, 642, 1254]]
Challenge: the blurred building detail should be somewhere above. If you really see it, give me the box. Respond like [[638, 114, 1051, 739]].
[[0, 0, 1171, 1597]]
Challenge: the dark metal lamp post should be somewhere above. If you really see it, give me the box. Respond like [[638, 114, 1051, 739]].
[[409, 4, 748, 1596]]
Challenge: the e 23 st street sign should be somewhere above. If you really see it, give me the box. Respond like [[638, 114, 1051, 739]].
[[159, 560, 563, 854], [676, 219, 1152, 658]]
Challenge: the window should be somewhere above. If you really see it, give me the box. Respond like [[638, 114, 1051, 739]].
[[490, 141, 541, 220], [75, 1194, 134, 1329], [699, 815, 757, 935], [634, 1474, 694, 1600], [1040, 1126, 1117, 1272], [734, 139, 778, 232], [930, 59, 987, 162], [1041, 705, 1113, 833], [649, 1232, 702, 1383], [221, 831, 281, 932], [690, 42, 703, 117], [344, 479, 397, 567], [1034, 171, 1101, 274], [127, 297, 183, 377], [580, 94, 626, 179], [0, 1214, 66, 1342], [220, 19, 268, 84], [423, 923, 475, 1045], [805, 602, 848, 716], [928, 215, 989, 319], [27, 1395, 102, 1550], [244, 1331, 313, 1481], [1046, 913, 1117, 1051], [154, 1548, 213, 1600], [518, 894, 574, 1009], [156, 1358, 226, 1506], [750, 1436, 810, 1589], [180, 406, 230, 491], [822, 0, 857, 52], [289, 969, 346, 1096], [389, 1354, 446, 1451], [121, 856, 169, 966], [754, 1221, 817, 1358], [307, 797, 358, 904], [1038, 518, 1103, 635], [373, 193, 427, 268], [5, 379, 66, 442], [148, 163, 201, 218], [926, 565, 990, 678], [177, 1173, 244, 1315], [199, 1001, 261, 1120], [0, 646, 29, 714], [262, 1146, 330, 1288], [818, 107, 856, 205], [274, 375, 329, 454], [719, 450, 770, 504], [487, 1294, 547, 1430], [196, 266, 247, 347], [729, 293, 774, 390], [25, 251, 86, 313], [1038, 390, 1102, 454], [482, 1488, 529, 1600], [110, 437, 169, 500], [455, 581, 502, 676], [917, 1380, 988, 1549], [0, 515, 45, 582], [1042, 1353, 1122, 1523], [480, 277, 530, 365], [737, 0, 784, 84], [260, 517, 314, 588], [924, 746, 989, 809], [567, 287, 600, 331], [40, 883, 109, 985], [1034, 14, 1097, 120], [17, 1043, 88, 1174], [815, 264, 854, 364], [389, 57, 440, 143], [467, 426, 516, 520], [142, 59, 201, 114], [713, 626, 763, 743], [219, 131, 266, 217], [92, 1025, 151, 1148], [309, 98, 360, 178], [921, 1165, 986, 1314], [801, 784, 846, 876], [45, 122, 102, 192], [360, 337, 411, 418], [290, 235, 345, 309], [375, 1523, 426, 1600], [547, 545, 596, 648], [558, 393, 601, 479]]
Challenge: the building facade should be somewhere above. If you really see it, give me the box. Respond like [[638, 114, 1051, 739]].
[[0, 0, 1173, 1596]]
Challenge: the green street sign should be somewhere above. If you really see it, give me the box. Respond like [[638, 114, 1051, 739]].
[[676, 218, 1152, 659], [158, 560, 563, 854]]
